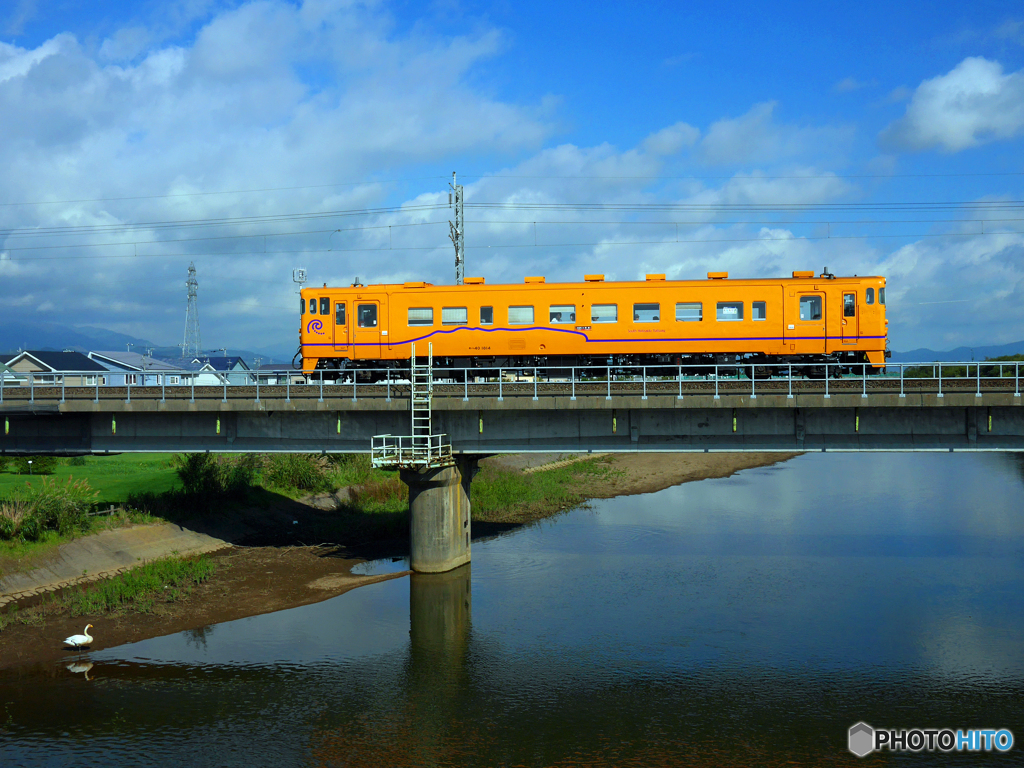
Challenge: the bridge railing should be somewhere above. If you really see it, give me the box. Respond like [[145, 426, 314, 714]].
[[0, 361, 1020, 404], [371, 434, 454, 469]]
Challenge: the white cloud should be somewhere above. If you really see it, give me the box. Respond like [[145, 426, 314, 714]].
[[880, 57, 1024, 152], [641, 122, 700, 155], [994, 19, 1024, 45], [833, 76, 875, 93], [698, 102, 852, 165], [0, 35, 69, 83]]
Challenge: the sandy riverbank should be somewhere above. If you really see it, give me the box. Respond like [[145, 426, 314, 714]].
[[0, 451, 797, 670]]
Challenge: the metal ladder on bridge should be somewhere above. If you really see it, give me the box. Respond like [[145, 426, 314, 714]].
[[410, 343, 433, 463], [371, 342, 453, 469]]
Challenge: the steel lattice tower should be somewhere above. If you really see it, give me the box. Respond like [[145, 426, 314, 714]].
[[182, 262, 201, 359], [449, 172, 464, 285]]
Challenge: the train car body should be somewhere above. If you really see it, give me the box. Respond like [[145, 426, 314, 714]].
[[298, 270, 888, 377]]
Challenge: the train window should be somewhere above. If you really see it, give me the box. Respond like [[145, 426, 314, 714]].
[[408, 308, 433, 326], [358, 304, 378, 328], [549, 305, 576, 324], [633, 303, 660, 322], [879, 287, 886, 305], [752, 301, 766, 321], [592, 304, 617, 323], [844, 294, 856, 317], [320, 297, 330, 315], [509, 306, 534, 325], [865, 288, 874, 305], [442, 307, 468, 325], [300, 297, 306, 315], [716, 302, 744, 321], [799, 296, 822, 321], [335, 302, 346, 325], [676, 302, 702, 322], [480, 306, 493, 325], [309, 298, 317, 314]]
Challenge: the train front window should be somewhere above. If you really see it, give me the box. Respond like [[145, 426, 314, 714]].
[[592, 304, 617, 323], [358, 304, 377, 328], [442, 307, 468, 325], [509, 306, 534, 325], [633, 303, 660, 322], [335, 302, 346, 325], [320, 297, 330, 315], [480, 306, 493, 325], [549, 305, 575, 324], [799, 296, 822, 321], [716, 302, 743, 321], [408, 308, 433, 326], [865, 288, 874, 305], [309, 298, 316, 314], [844, 294, 856, 317], [300, 297, 306, 314], [879, 287, 886, 305]]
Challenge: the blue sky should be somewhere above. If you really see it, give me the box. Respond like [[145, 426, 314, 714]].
[[1, 0, 1023, 356]]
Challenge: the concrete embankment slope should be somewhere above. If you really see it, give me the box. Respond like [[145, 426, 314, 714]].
[[0, 524, 231, 607]]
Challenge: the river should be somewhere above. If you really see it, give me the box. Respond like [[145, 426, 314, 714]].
[[2, 452, 1023, 766]]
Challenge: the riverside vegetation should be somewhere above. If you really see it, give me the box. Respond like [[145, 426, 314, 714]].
[[0, 451, 615, 631]]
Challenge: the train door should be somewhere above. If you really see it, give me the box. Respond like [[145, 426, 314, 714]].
[[353, 301, 381, 360], [787, 291, 826, 353], [841, 291, 858, 344], [333, 300, 349, 355]]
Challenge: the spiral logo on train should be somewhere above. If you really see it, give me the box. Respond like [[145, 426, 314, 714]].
[[306, 318, 324, 335]]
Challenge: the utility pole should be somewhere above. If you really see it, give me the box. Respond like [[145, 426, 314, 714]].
[[449, 172, 464, 285], [182, 262, 201, 359]]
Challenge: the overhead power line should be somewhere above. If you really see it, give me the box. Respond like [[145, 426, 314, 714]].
[[3, 227, 1021, 263], [0, 203, 448, 239], [461, 172, 1024, 181], [0, 177, 449, 207]]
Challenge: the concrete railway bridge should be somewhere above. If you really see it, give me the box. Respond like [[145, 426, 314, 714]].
[[2, 361, 1022, 573]]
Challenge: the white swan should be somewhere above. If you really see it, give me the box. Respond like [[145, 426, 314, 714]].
[[66, 662, 94, 681], [63, 624, 94, 648]]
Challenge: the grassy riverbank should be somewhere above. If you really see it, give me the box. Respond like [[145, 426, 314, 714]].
[[0, 554, 216, 631]]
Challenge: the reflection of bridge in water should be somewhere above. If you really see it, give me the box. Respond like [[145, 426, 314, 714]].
[[3, 362, 1022, 573]]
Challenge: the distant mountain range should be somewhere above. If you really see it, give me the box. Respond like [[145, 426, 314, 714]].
[[1, 318, 1019, 366], [888, 340, 1024, 362], [0, 320, 296, 366]]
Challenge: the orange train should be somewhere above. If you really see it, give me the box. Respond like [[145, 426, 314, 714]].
[[298, 269, 888, 378]]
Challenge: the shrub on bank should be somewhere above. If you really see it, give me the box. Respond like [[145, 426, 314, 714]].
[[0, 476, 98, 541], [263, 454, 336, 492], [10, 456, 58, 475]]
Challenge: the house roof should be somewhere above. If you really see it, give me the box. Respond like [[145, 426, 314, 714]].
[[0, 361, 25, 378], [89, 351, 182, 371], [189, 356, 250, 371], [10, 350, 108, 372]]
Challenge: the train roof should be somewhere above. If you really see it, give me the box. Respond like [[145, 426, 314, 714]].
[[303, 271, 884, 292]]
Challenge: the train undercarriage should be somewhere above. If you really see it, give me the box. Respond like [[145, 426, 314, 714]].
[[308, 351, 886, 383]]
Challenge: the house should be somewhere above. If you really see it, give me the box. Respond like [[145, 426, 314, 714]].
[[5, 351, 108, 386], [176, 356, 253, 386], [255, 362, 305, 385], [0, 360, 26, 385], [88, 351, 185, 387]]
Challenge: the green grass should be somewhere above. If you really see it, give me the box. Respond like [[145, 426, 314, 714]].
[[60, 554, 216, 616], [0, 453, 179, 507], [0, 554, 216, 629], [473, 457, 615, 522]]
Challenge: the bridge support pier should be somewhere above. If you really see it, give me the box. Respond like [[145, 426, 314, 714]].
[[401, 457, 476, 573]]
